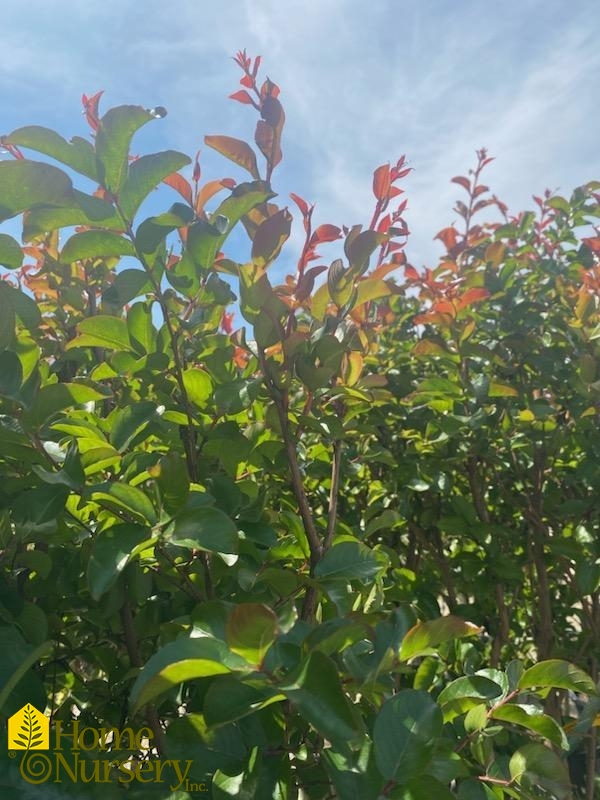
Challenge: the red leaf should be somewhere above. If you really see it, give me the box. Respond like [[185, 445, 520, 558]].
[[311, 224, 342, 244], [240, 74, 254, 89], [290, 192, 311, 217], [193, 152, 201, 183], [220, 311, 235, 334], [451, 176, 471, 192], [81, 90, 104, 132], [373, 164, 391, 201], [229, 90, 254, 105], [583, 237, 600, 254], [163, 173, 193, 205], [404, 265, 420, 281], [472, 199, 492, 214], [377, 214, 391, 234], [473, 184, 488, 197], [252, 55, 262, 78]]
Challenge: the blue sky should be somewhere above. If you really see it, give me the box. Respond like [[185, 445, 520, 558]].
[[2, 0, 599, 269]]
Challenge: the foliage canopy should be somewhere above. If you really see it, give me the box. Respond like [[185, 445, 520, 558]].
[[0, 50, 599, 799]]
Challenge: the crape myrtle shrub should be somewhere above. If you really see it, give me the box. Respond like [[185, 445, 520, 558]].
[[0, 50, 598, 799]]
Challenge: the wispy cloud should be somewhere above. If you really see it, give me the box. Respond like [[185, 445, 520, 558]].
[[2, 0, 599, 270]]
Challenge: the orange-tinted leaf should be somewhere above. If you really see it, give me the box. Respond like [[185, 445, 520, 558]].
[[370, 261, 401, 280], [204, 135, 260, 179], [435, 227, 459, 252], [195, 179, 235, 216], [404, 264, 420, 282], [344, 351, 363, 386], [485, 241, 505, 267], [432, 299, 456, 317], [163, 172, 193, 205], [256, 121, 282, 170], [373, 164, 391, 201], [413, 339, 449, 357], [457, 287, 490, 310]]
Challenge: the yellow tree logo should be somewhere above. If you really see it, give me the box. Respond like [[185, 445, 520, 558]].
[[8, 704, 49, 750]]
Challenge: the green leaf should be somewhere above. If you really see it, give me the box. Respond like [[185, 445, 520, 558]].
[[66, 315, 134, 352], [204, 676, 284, 728], [4, 125, 98, 179], [509, 742, 571, 799], [130, 637, 249, 713], [345, 228, 385, 274], [280, 650, 365, 749], [0, 626, 52, 715], [3, 281, 41, 330], [373, 690, 443, 782], [90, 482, 158, 525], [120, 149, 191, 219], [109, 400, 158, 451], [187, 181, 273, 271], [490, 703, 568, 749], [152, 452, 190, 514], [87, 523, 153, 601], [25, 382, 109, 427], [110, 268, 152, 305], [0, 350, 22, 397], [127, 301, 156, 355], [61, 230, 134, 262], [172, 506, 239, 554], [314, 540, 387, 583], [182, 368, 214, 407], [135, 203, 194, 253], [95, 105, 154, 193], [437, 675, 504, 708], [226, 604, 278, 666], [518, 659, 597, 695], [400, 616, 482, 661], [0, 160, 74, 221], [354, 278, 391, 306], [251, 208, 292, 267], [488, 381, 518, 398], [0, 284, 16, 350], [0, 233, 22, 269], [22, 191, 120, 240]]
